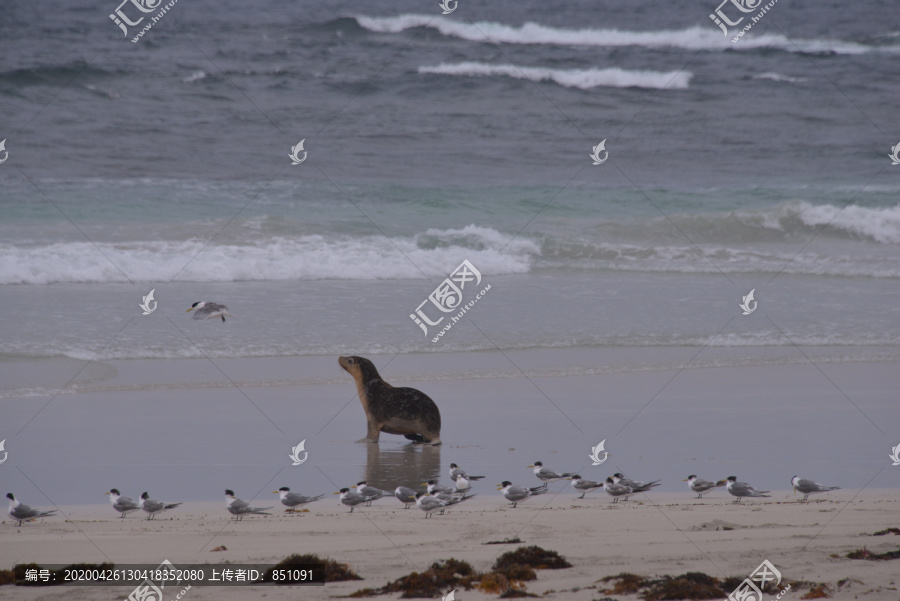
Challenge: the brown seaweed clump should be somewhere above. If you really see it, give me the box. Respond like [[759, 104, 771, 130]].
[[871, 527, 900, 536], [846, 547, 900, 560], [602, 572, 743, 600], [641, 572, 728, 600], [371, 558, 476, 598], [498, 588, 539, 598], [800, 584, 831, 599], [493, 546, 572, 572], [260, 553, 361, 584], [349, 546, 572, 598], [600, 572, 647, 595]]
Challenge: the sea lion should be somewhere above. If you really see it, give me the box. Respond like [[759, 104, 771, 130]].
[[338, 355, 442, 445]]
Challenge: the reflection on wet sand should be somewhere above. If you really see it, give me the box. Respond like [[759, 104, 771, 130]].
[[363, 443, 441, 500]]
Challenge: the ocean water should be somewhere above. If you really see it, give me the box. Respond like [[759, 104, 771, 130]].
[[1, 0, 898, 505]]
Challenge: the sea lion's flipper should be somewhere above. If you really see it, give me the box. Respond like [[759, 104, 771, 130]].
[[357, 420, 381, 443], [404, 433, 426, 443]]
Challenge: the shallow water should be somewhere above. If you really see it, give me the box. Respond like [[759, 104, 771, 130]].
[[2, 353, 895, 508]]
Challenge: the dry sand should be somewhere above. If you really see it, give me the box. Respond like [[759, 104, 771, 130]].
[[3, 489, 900, 600]]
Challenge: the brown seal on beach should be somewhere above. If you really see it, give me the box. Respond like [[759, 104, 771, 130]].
[[338, 356, 441, 445]]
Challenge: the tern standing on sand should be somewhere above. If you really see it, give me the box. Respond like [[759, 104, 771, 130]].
[[791, 476, 840, 502], [7, 493, 57, 526], [725, 476, 770, 503]]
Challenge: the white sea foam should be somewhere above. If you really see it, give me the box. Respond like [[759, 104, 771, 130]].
[[418, 62, 691, 90], [182, 70, 207, 83], [0, 225, 538, 285], [1, 203, 896, 284], [781, 201, 900, 244], [537, 201, 900, 277], [753, 72, 807, 83], [355, 15, 879, 54]]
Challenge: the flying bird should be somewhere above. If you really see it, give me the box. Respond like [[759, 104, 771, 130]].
[[187, 301, 234, 322], [139, 492, 182, 520], [225, 489, 272, 520], [791, 476, 840, 502], [7, 493, 57, 526], [106, 489, 140, 517]]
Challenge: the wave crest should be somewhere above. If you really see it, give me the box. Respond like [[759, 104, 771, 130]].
[[418, 62, 691, 90], [0, 225, 538, 285], [355, 14, 879, 54]]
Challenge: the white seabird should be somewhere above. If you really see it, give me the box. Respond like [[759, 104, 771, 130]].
[[683, 475, 726, 498], [225, 489, 272, 519], [725, 476, 770, 503], [139, 492, 182, 520], [791, 476, 840, 502], [187, 301, 234, 322], [497, 480, 547, 508], [7, 493, 57, 526], [106, 488, 140, 517], [272, 487, 325, 512]]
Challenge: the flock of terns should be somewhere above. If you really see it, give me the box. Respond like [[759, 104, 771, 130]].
[[6, 464, 841, 525]]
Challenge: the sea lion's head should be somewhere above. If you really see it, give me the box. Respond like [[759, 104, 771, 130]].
[[339, 355, 382, 384]]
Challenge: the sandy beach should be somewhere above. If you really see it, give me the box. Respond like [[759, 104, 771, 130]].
[[3, 490, 900, 600]]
